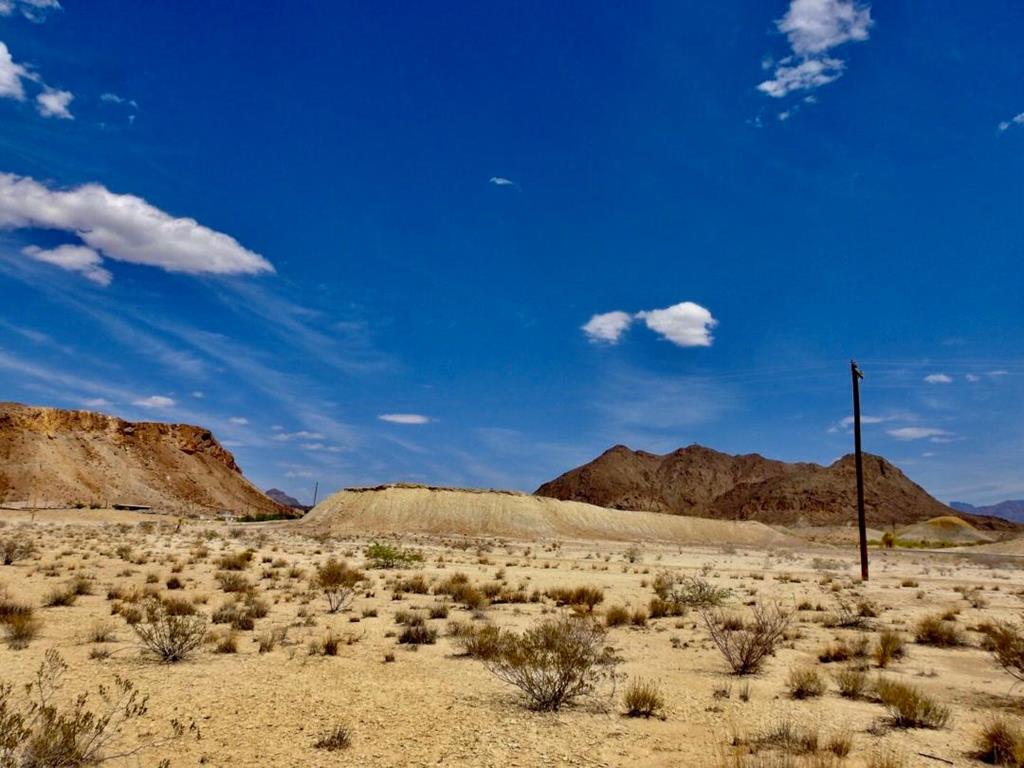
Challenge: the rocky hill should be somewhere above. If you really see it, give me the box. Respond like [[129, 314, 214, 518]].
[[536, 444, 1016, 530], [950, 500, 1024, 523], [0, 402, 292, 517]]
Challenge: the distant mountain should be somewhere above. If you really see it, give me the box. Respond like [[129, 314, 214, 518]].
[[265, 488, 306, 509], [0, 402, 295, 517], [536, 444, 1018, 530], [950, 500, 1024, 523]]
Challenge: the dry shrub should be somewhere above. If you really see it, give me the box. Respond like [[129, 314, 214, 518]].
[[701, 601, 790, 675], [130, 599, 207, 662], [42, 586, 77, 608], [975, 717, 1024, 766], [818, 635, 868, 663], [873, 630, 905, 668], [785, 667, 825, 699], [3, 611, 41, 650], [214, 572, 250, 594], [398, 618, 437, 645], [0, 535, 34, 566], [832, 667, 869, 699], [914, 614, 965, 647], [875, 678, 950, 729], [866, 750, 908, 768], [256, 626, 287, 653], [605, 604, 630, 627], [395, 574, 430, 594], [214, 632, 238, 654], [449, 621, 502, 660], [653, 573, 731, 612], [483, 614, 618, 710], [732, 719, 820, 756], [0, 649, 192, 765], [313, 558, 364, 613], [983, 620, 1024, 683], [86, 620, 116, 643], [623, 677, 663, 718], [434, 573, 487, 609], [544, 585, 604, 612], [215, 550, 254, 571]]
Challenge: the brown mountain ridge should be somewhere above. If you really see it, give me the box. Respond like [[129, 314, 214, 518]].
[[535, 444, 1017, 530], [0, 402, 291, 517]]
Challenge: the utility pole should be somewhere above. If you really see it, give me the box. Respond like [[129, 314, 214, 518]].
[[312, 481, 319, 507], [851, 360, 868, 581]]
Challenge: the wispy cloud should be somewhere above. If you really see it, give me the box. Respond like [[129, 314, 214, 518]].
[[132, 395, 175, 408], [0, 173, 273, 283], [489, 176, 520, 189], [378, 413, 431, 425], [582, 301, 717, 348], [886, 426, 950, 441], [758, 0, 872, 99], [998, 113, 1024, 132], [924, 373, 952, 384], [0, 0, 61, 23], [22, 244, 110, 285], [229, 416, 249, 425]]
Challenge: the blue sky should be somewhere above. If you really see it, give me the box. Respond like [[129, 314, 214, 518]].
[[0, 0, 1021, 505]]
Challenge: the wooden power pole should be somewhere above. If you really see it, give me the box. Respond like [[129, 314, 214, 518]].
[[851, 360, 868, 581], [312, 481, 319, 507]]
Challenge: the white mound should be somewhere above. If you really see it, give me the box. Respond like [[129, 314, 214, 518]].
[[301, 484, 798, 546]]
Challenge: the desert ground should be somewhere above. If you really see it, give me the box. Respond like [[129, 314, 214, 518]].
[[2, 506, 1023, 768]]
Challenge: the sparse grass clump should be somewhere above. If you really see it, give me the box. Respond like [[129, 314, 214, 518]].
[[43, 585, 78, 607], [214, 571, 250, 593], [2, 610, 41, 649], [314, 724, 352, 751], [875, 678, 950, 729], [605, 604, 630, 627], [974, 718, 1024, 766], [623, 677, 664, 718], [398, 617, 437, 645], [482, 615, 618, 710], [215, 549, 254, 571], [653, 573, 730, 616], [449, 621, 503, 660], [874, 630, 906, 668], [785, 667, 825, 699], [544, 585, 604, 612], [914, 614, 965, 647], [0, 535, 34, 566], [833, 667, 869, 699], [701, 601, 790, 675]]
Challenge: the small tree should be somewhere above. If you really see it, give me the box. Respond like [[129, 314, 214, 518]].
[[483, 615, 619, 710], [700, 601, 790, 675], [365, 542, 422, 569], [653, 573, 730, 612], [314, 558, 364, 613]]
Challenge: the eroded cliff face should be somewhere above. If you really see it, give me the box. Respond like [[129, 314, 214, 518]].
[[0, 402, 292, 516]]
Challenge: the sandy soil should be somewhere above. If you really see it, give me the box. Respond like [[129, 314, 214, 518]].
[[1, 508, 1023, 767]]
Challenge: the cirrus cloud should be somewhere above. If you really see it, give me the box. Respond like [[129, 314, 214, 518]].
[[886, 426, 950, 441], [0, 173, 273, 284], [132, 395, 175, 409], [582, 301, 717, 348], [924, 373, 953, 384]]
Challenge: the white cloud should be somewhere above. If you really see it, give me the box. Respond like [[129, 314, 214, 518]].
[[886, 426, 950, 441], [378, 413, 431, 425], [0, 42, 28, 100], [100, 92, 137, 108], [758, 57, 844, 98], [0, 0, 61, 22], [191, 390, 204, 398], [582, 301, 717, 348], [36, 87, 72, 119], [924, 373, 952, 384], [229, 416, 249, 425], [758, 0, 872, 99], [81, 397, 109, 408], [489, 177, 519, 188], [998, 113, 1024, 132], [133, 395, 175, 409], [0, 173, 273, 283], [636, 302, 717, 347], [581, 311, 634, 344], [21, 244, 111, 285], [965, 373, 981, 382], [778, 0, 872, 56], [989, 370, 1009, 377]]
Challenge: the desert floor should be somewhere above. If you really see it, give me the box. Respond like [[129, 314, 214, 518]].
[[1, 508, 1022, 767]]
